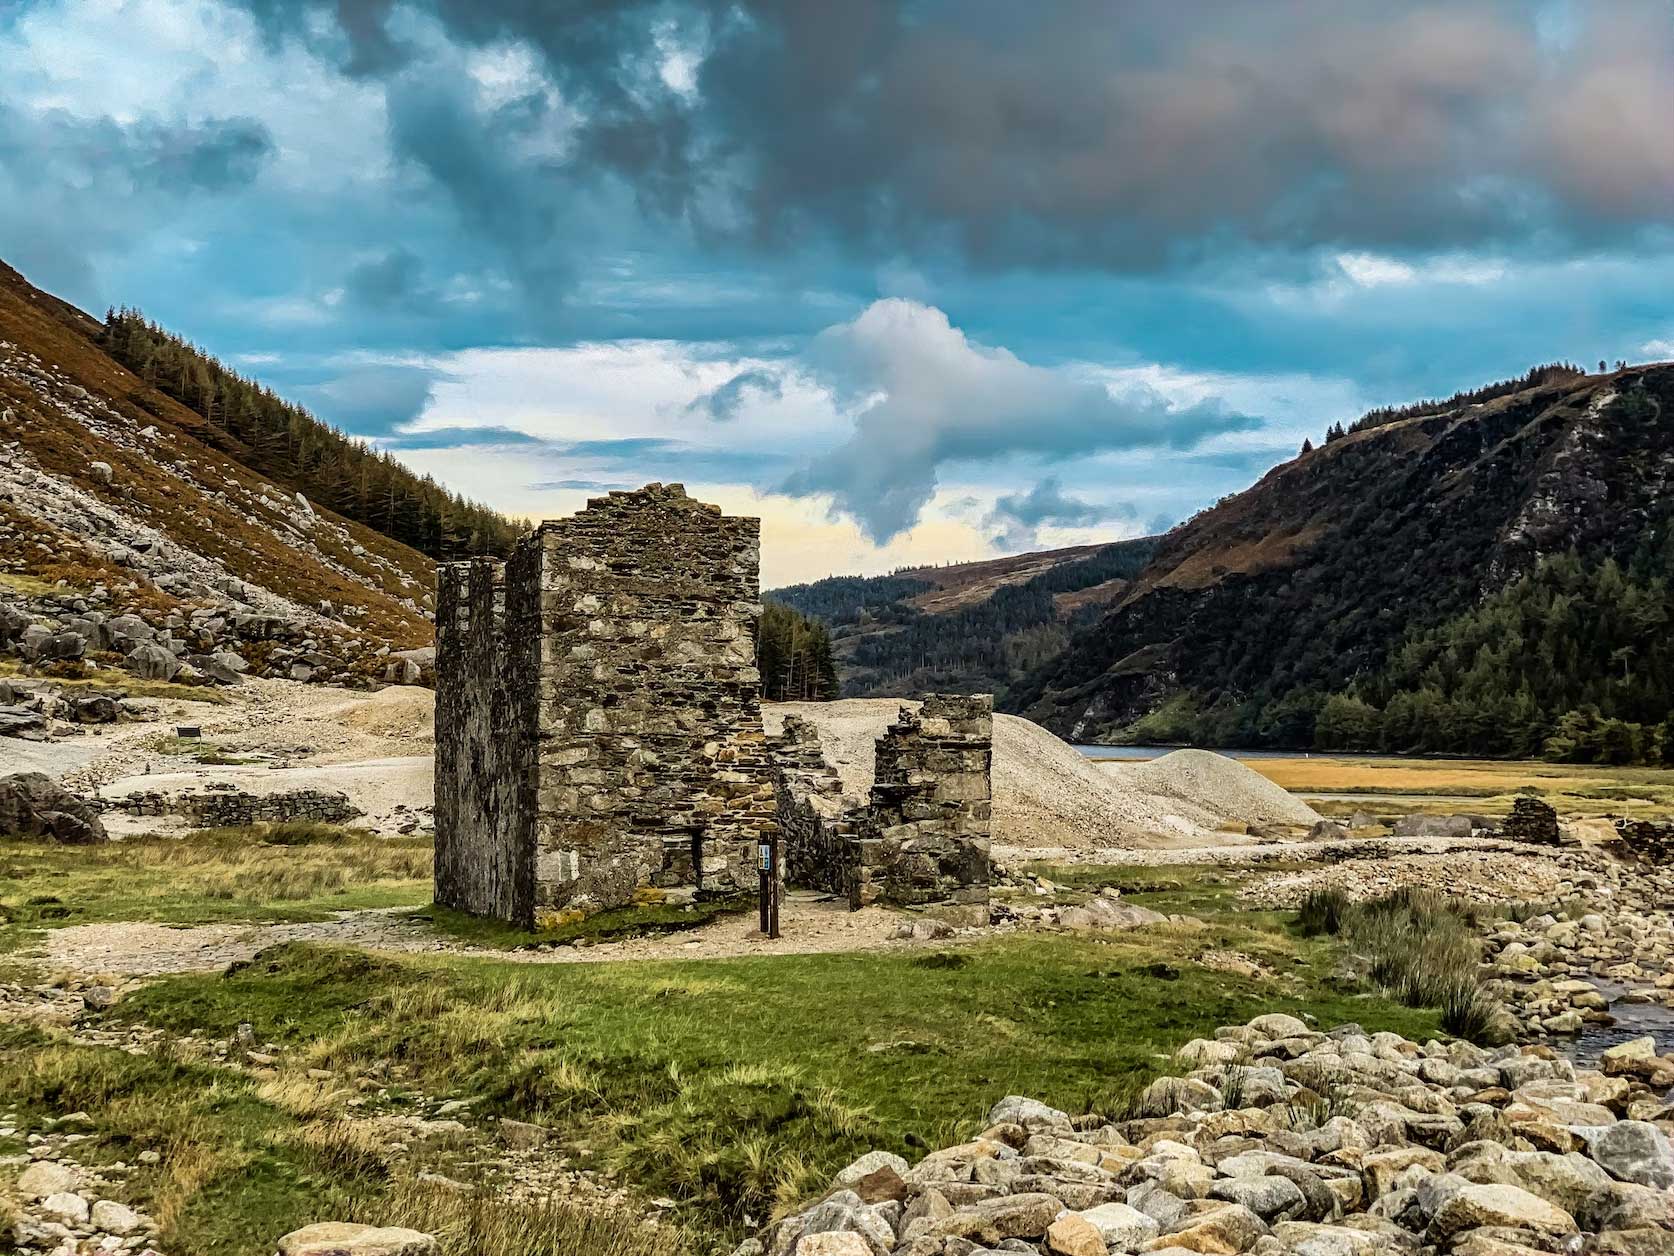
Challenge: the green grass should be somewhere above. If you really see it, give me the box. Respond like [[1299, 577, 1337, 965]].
[[421, 896, 754, 950], [0, 829, 431, 941], [0, 1024, 677, 1256], [107, 923, 1441, 1235], [153, 735, 259, 765], [1013, 861, 1319, 921]]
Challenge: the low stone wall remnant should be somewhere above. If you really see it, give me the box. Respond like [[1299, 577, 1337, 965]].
[[851, 694, 992, 925], [107, 787, 361, 828], [1501, 795, 1561, 846]]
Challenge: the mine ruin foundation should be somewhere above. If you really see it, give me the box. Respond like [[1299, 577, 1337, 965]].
[[434, 483, 992, 929]]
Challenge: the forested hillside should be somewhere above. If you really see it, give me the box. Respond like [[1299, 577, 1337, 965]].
[[1014, 363, 1674, 764], [758, 603, 840, 702], [771, 538, 1158, 700], [99, 310, 518, 561]]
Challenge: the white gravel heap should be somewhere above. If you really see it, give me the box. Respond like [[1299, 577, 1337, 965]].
[[747, 1014, 1674, 1256], [765, 702, 1318, 850]]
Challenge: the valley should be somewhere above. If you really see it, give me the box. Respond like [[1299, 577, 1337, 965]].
[[1, 255, 1671, 1256]]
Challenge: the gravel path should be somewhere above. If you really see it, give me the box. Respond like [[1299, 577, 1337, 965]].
[[33, 893, 943, 976]]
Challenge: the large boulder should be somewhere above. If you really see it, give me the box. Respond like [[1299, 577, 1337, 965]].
[[0, 772, 108, 843], [126, 641, 182, 681], [66, 694, 122, 724], [29, 630, 88, 662], [1426, 1183, 1577, 1241], [1582, 1122, 1674, 1190], [0, 602, 32, 644], [383, 657, 422, 685]]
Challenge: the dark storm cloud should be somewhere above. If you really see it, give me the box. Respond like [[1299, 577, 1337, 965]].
[[295, 363, 439, 434], [231, 0, 1674, 271], [345, 248, 426, 309]]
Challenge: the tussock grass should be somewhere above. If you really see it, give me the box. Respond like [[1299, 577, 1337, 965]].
[[254, 1074, 349, 1120], [372, 1178, 680, 1256], [1298, 887, 1512, 1044], [1297, 887, 1349, 936]]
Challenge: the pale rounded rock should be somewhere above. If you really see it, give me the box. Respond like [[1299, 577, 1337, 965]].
[[17, 1161, 80, 1200], [40, 1192, 91, 1225], [90, 1200, 142, 1235], [275, 1222, 438, 1256]]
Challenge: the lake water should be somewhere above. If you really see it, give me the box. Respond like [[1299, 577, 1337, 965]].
[[1078, 743, 1325, 763]]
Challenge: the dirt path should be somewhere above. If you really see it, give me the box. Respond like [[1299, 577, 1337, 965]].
[[34, 893, 944, 976]]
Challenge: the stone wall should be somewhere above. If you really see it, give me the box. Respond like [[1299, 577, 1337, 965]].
[[106, 787, 361, 828], [1501, 796, 1561, 846], [434, 484, 777, 924], [1615, 818, 1674, 864], [850, 694, 992, 925], [528, 485, 776, 914], [433, 555, 538, 925], [772, 714, 859, 896]]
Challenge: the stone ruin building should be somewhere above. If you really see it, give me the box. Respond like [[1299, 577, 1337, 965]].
[[776, 696, 993, 927], [435, 482, 990, 929]]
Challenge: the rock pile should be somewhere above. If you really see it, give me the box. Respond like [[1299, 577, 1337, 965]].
[[4, 1116, 160, 1254], [749, 1014, 1673, 1256], [0, 577, 374, 690]]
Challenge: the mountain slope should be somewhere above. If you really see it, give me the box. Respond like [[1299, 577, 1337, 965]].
[[1011, 364, 1674, 752], [0, 259, 448, 684], [769, 538, 1159, 698]]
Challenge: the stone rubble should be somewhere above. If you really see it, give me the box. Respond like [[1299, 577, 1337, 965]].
[[750, 1014, 1674, 1256]]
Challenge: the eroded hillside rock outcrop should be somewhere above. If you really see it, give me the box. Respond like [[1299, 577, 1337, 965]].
[[752, 1015, 1674, 1256]]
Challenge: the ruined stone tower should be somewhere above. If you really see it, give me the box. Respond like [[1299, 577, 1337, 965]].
[[435, 484, 776, 925]]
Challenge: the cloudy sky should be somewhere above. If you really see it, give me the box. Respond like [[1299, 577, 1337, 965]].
[[4, 1, 1673, 585]]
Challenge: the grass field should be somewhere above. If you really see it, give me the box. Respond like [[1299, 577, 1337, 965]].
[[1243, 755, 1674, 818], [91, 923, 1435, 1251], [0, 825, 1461, 1253], [0, 827, 432, 936]]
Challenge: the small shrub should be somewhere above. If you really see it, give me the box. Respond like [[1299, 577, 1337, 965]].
[[1297, 888, 1350, 936], [909, 952, 971, 970], [1439, 980, 1512, 1045]]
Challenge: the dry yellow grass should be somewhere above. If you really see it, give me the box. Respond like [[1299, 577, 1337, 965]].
[[1243, 756, 1674, 818]]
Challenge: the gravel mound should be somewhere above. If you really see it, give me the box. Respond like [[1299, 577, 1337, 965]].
[[764, 701, 1313, 850], [1125, 749, 1321, 828]]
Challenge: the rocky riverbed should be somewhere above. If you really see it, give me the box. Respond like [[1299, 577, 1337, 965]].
[[749, 1013, 1674, 1256], [1243, 844, 1674, 1070]]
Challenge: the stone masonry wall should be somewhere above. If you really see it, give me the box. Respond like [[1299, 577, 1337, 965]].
[[433, 556, 538, 925], [106, 787, 360, 828], [528, 484, 777, 915], [849, 694, 992, 925], [771, 714, 858, 896]]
